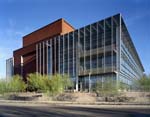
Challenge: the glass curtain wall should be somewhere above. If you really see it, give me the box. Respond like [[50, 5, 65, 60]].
[[36, 15, 119, 90], [120, 18, 144, 86], [35, 14, 144, 90]]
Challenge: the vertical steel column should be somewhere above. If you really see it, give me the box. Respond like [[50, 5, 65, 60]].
[[111, 17, 114, 72], [90, 25, 92, 73], [47, 40, 49, 75], [50, 39, 53, 75], [116, 23, 119, 83], [54, 37, 56, 73], [63, 35, 64, 75], [58, 36, 60, 74], [120, 15, 122, 73], [76, 30, 79, 91], [78, 30, 80, 75], [116, 14, 121, 88], [43, 41, 45, 74], [89, 25, 92, 92], [97, 22, 99, 75], [118, 14, 122, 87], [48, 40, 51, 75], [68, 34, 69, 75], [83, 27, 85, 75], [73, 32, 75, 77], [46, 40, 48, 75], [39, 43, 41, 75], [36, 44, 38, 74], [104, 20, 106, 73]]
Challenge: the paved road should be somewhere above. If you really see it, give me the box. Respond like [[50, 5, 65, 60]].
[[0, 103, 150, 117]]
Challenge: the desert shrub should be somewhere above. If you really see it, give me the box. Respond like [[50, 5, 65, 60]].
[[0, 80, 7, 94], [49, 74, 63, 94], [0, 73, 73, 95], [45, 74, 73, 95], [0, 75, 26, 94], [8, 75, 27, 92], [95, 79, 118, 97], [62, 74, 73, 89], [27, 73, 48, 92], [27, 73, 73, 95], [118, 82, 130, 91], [137, 75, 150, 91]]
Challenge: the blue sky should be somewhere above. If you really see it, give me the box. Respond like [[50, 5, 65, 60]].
[[0, 0, 150, 78]]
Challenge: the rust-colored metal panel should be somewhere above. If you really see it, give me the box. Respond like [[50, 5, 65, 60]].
[[23, 18, 75, 47], [13, 44, 36, 78], [23, 52, 36, 80], [61, 19, 74, 35], [13, 18, 75, 79]]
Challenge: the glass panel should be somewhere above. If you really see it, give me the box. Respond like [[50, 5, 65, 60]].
[[105, 18, 111, 46], [85, 26, 90, 51], [91, 55, 97, 69], [60, 36, 63, 74], [98, 53, 104, 68], [98, 21, 104, 48], [91, 23, 97, 49], [64, 34, 68, 73], [105, 52, 111, 67]]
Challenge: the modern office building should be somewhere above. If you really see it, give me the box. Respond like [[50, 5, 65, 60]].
[[12, 14, 144, 91], [6, 58, 14, 80]]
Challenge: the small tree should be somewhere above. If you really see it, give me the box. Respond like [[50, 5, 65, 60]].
[[62, 74, 73, 90], [138, 74, 150, 91], [50, 74, 62, 94], [118, 82, 130, 91], [27, 73, 47, 92], [0, 79, 7, 94], [0, 75, 26, 94], [95, 79, 118, 97], [50, 74, 73, 95], [26, 73, 73, 94], [8, 75, 27, 92]]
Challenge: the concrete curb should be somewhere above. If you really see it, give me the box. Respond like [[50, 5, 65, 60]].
[[0, 100, 150, 106]]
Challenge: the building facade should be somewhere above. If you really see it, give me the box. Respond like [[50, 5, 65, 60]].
[[6, 58, 14, 80], [12, 14, 144, 91], [13, 18, 74, 79]]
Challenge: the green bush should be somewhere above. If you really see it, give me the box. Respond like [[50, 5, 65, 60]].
[[49, 74, 73, 95], [62, 74, 73, 89], [0, 73, 73, 95], [0, 80, 7, 94], [137, 74, 150, 91], [95, 79, 118, 97], [9, 75, 27, 92], [27, 73, 73, 95], [27, 73, 46, 92], [118, 82, 130, 91], [0, 75, 26, 94]]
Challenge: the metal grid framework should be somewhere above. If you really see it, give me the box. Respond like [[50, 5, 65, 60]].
[[119, 18, 144, 85], [35, 14, 144, 89]]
